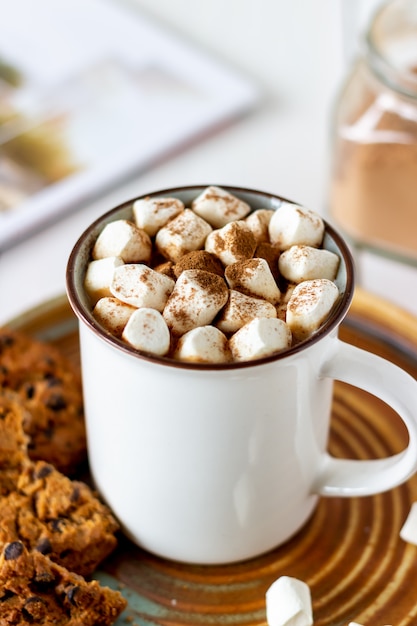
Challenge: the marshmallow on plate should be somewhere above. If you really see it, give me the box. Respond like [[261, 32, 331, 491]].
[[175, 326, 231, 363], [265, 576, 313, 626], [269, 203, 324, 251], [225, 258, 281, 304], [93, 296, 136, 337], [278, 245, 340, 283], [205, 220, 257, 266], [92, 219, 152, 263], [400, 502, 417, 544], [230, 317, 291, 361], [191, 185, 251, 228], [84, 256, 124, 304], [286, 278, 339, 342], [245, 209, 274, 243], [216, 290, 277, 334], [110, 264, 175, 311], [163, 269, 229, 335], [132, 196, 184, 237], [156, 209, 212, 262], [122, 308, 170, 356]]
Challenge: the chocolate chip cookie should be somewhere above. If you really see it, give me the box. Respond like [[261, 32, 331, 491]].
[[0, 460, 119, 578], [0, 327, 86, 474], [0, 392, 30, 496], [0, 541, 127, 625]]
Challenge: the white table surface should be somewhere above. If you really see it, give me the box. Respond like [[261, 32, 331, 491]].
[[2, 0, 416, 324]]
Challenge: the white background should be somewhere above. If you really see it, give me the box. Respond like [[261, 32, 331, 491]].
[[3, 0, 413, 325]]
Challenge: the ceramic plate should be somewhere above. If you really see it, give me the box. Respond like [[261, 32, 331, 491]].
[[6, 288, 417, 626]]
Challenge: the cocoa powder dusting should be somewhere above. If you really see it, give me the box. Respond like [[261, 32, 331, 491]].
[[255, 242, 280, 279], [223, 223, 256, 261], [225, 258, 258, 284], [287, 282, 316, 313], [191, 270, 228, 298], [203, 190, 242, 218], [173, 251, 224, 278], [154, 261, 176, 279]]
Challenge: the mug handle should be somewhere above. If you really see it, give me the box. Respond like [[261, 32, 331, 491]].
[[313, 340, 417, 497]]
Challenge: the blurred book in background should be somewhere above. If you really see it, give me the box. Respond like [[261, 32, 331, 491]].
[[0, 0, 259, 250]]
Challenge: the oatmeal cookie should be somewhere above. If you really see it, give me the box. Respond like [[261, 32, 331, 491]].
[[0, 541, 127, 625], [0, 327, 86, 474]]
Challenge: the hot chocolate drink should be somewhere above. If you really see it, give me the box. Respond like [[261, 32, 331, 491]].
[[83, 186, 341, 363]]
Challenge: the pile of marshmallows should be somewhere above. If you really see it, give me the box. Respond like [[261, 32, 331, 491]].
[[84, 186, 341, 363]]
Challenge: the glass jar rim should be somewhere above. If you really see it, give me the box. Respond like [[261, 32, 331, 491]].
[[364, 0, 417, 98]]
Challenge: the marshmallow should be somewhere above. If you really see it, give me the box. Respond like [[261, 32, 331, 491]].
[[110, 264, 175, 311], [205, 220, 257, 266], [156, 209, 212, 262], [191, 185, 251, 228], [163, 269, 229, 335], [286, 279, 339, 342], [84, 256, 124, 304], [122, 308, 170, 356], [93, 297, 136, 337], [216, 290, 277, 334], [132, 196, 184, 236], [400, 502, 417, 544], [245, 209, 274, 243], [92, 219, 152, 263], [265, 576, 313, 626], [230, 317, 292, 361], [174, 326, 231, 363], [268, 203, 324, 251], [225, 258, 281, 304], [278, 245, 340, 283]]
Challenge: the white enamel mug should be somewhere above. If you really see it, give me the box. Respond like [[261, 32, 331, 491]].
[[66, 185, 417, 565]]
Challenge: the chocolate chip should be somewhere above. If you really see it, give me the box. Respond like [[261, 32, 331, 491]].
[[46, 393, 67, 411], [59, 549, 72, 559], [35, 537, 52, 555], [31, 571, 56, 591], [22, 596, 47, 620], [70, 486, 80, 503], [25, 383, 35, 399], [43, 426, 55, 440], [4, 541, 24, 560], [0, 589, 15, 602], [0, 334, 15, 351], [34, 464, 53, 480], [49, 518, 65, 533], [66, 585, 80, 605], [46, 376, 62, 388]]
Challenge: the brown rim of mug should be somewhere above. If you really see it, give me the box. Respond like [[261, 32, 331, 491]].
[[66, 184, 355, 371]]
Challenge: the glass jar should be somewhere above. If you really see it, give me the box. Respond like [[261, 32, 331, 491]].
[[329, 0, 417, 266]]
